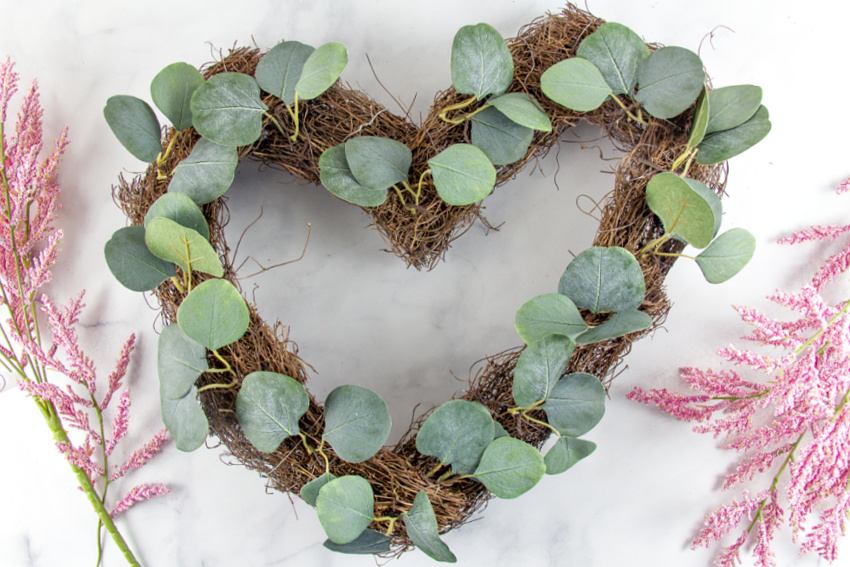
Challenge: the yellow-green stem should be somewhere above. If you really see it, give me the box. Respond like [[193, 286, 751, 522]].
[[264, 112, 287, 137], [155, 134, 180, 179], [285, 94, 301, 142], [374, 516, 399, 535], [609, 95, 648, 125], [438, 95, 477, 124]]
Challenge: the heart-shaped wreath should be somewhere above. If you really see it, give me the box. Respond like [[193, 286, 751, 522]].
[[103, 3, 768, 561]]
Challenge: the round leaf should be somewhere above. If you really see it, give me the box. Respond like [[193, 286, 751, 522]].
[[177, 278, 249, 351], [542, 373, 606, 437], [161, 386, 208, 452], [415, 399, 494, 474], [150, 62, 205, 131], [323, 385, 391, 463], [576, 22, 650, 95], [103, 95, 162, 162], [167, 137, 238, 205], [540, 58, 612, 112], [450, 22, 513, 100], [705, 84, 762, 135], [104, 225, 176, 292], [144, 216, 223, 277], [344, 136, 412, 190], [486, 92, 552, 131], [696, 228, 756, 284], [144, 192, 210, 239], [319, 144, 388, 207], [323, 529, 392, 556], [428, 143, 496, 206], [190, 72, 267, 146], [687, 87, 710, 148], [157, 323, 208, 400], [696, 105, 771, 165], [470, 105, 533, 166], [295, 42, 347, 101], [557, 246, 646, 314], [635, 46, 705, 119], [301, 472, 336, 507], [255, 40, 315, 105], [515, 293, 588, 344], [544, 437, 597, 475], [472, 437, 545, 499], [403, 491, 458, 563], [683, 176, 722, 238], [645, 172, 717, 248], [512, 334, 575, 408], [236, 371, 310, 453], [316, 475, 374, 545], [576, 309, 652, 345]]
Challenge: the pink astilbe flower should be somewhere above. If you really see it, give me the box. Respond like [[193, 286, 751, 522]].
[[629, 178, 850, 565], [0, 58, 167, 565]]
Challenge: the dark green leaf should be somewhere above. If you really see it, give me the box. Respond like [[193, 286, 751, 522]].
[[295, 42, 347, 101], [450, 23, 513, 100], [576, 309, 652, 345], [696, 105, 771, 165], [696, 228, 756, 284], [557, 246, 646, 313], [255, 40, 315, 105], [144, 217, 223, 277], [688, 87, 710, 148], [323, 385, 391, 463], [544, 437, 597, 475], [540, 58, 612, 112], [470, 105, 533, 165], [103, 95, 162, 162], [236, 371, 310, 453], [515, 293, 588, 344], [319, 144, 388, 207], [403, 491, 457, 563], [645, 173, 717, 248], [301, 472, 336, 507], [576, 22, 650, 95], [150, 62, 205, 131], [161, 386, 208, 452], [486, 92, 552, 131], [542, 373, 606, 437], [705, 84, 762, 135], [323, 529, 392, 556], [415, 400, 494, 474], [190, 72, 267, 146], [428, 143, 496, 206], [512, 334, 575, 408], [157, 323, 208, 400], [316, 475, 374, 544], [635, 46, 704, 119], [104, 225, 176, 291], [473, 437, 545, 499], [177, 278, 249, 351], [167, 138, 238, 205], [344, 136, 411, 190], [144, 192, 210, 239]]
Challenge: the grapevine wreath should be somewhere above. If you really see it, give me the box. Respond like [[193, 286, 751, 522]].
[[103, 3, 769, 561]]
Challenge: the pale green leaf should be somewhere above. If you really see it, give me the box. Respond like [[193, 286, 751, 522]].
[[255, 40, 315, 105], [176, 278, 249, 351], [705, 84, 762, 135], [470, 105, 533, 165], [144, 192, 210, 239], [486, 92, 552, 131], [316, 475, 374, 544], [512, 334, 575, 408], [190, 72, 267, 146], [428, 143, 496, 206], [319, 144, 388, 207], [635, 46, 705, 119], [557, 246, 646, 314], [451, 23, 513, 100], [515, 293, 588, 344], [157, 323, 208, 400], [688, 87, 710, 148], [542, 373, 606, 437], [323, 385, 391, 463], [472, 437, 545, 499], [544, 437, 597, 475], [696, 228, 756, 284], [645, 172, 717, 248], [576, 22, 650, 95], [150, 62, 205, 131], [295, 42, 347, 101], [236, 371, 309, 453], [144, 217, 223, 277], [403, 491, 457, 563], [540, 58, 612, 112], [161, 386, 208, 452], [103, 95, 162, 162], [696, 105, 771, 165], [323, 529, 392, 556], [301, 472, 336, 507], [167, 138, 238, 205], [344, 136, 411, 190], [576, 309, 652, 345], [415, 400, 494, 474], [104, 225, 176, 292]]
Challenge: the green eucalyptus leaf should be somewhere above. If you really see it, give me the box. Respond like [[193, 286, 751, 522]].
[[472, 437, 546, 499], [635, 46, 705, 119], [544, 437, 597, 475], [576, 309, 652, 345], [470, 105, 533, 166], [236, 371, 310, 453], [176, 278, 249, 351], [157, 323, 208, 400], [144, 192, 210, 239], [167, 138, 238, 205], [512, 334, 575, 408], [103, 95, 162, 162], [486, 93, 552, 132], [542, 373, 606, 437], [323, 529, 392, 556], [683, 176, 722, 238], [301, 472, 336, 507], [323, 385, 391, 463], [540, 58, 612, 112], [645, 172, 717, 248], [403, 491, 457, 563], [161, 386, 208, 452], [415, 399, 494, 474], [688, 87, 710, 148], [255, 40, 315, 105], [150, 62, 205, 131], [295, 42, 348, 101], [575, 22, 650, 95], [557, 246, 646, 314], [493, 421, 509, 439], [428, 143, 496, 206], [144, 217, 223, 277], [696, 105, 771, 165], [316, 475, 374, 545], [104, 225, 176, 292], [319, 144, 388, 207], [515, 293, 587, 344], [695, 228, 756, 284], [190, 72, 267, 146], [705, 84, 762, 135], [450, 22, 513, 100], [344, 136, 412, 190]]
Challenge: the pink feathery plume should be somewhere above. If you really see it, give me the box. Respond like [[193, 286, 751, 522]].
[[111, 429, 169, 482], [110, 483, 170, 518]]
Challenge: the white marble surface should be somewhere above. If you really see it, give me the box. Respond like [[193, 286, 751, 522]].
[[0, 0, 848, 565]]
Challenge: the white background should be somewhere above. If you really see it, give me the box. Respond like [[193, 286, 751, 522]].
[[0, 1, 847, 566]]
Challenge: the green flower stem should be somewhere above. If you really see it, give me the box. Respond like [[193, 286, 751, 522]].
[[374, 515, 399, 535], [609, 95, 648, 125], [285, 94, 301, 142], [438, 95, 477, 124]]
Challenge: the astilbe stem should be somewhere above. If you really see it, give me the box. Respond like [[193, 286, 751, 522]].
[[628, 178, 850, 565], [0, 57, 168, 566]]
